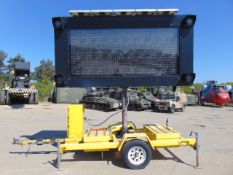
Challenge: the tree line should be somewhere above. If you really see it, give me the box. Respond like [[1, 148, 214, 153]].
[[0, 50, 54, 101]]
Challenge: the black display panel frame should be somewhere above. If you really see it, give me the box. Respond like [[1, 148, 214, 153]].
[[53, 14, 196, 87]]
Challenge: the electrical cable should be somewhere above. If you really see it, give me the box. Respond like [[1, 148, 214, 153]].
[[85, 110, 122, 126], [85, 90, 130, 127]]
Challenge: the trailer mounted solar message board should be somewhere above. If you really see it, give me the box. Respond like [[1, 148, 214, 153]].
[[53, 10, 196, 87]]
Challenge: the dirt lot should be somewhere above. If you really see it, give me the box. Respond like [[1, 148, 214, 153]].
[[0, 103, 233, 175]]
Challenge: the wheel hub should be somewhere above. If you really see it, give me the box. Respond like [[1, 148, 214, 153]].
[[128, 146, 146, 165]]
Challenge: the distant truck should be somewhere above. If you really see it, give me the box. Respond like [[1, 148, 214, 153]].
[[154, 92, 187, 113], [0, 62, 38, 105]]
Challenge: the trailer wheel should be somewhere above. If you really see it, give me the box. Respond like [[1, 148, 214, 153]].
[[122, 140, 152, 169]]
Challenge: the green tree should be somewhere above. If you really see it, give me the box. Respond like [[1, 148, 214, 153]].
[[35, 77, 54, 101], [0, 50, 7, 74], [34, 59, 55, 101], [178, 83, 204, 94], [221, 82, 233, 86], [178, 86, 193, 94], [7, 54, 25, 63], [137, 86, 147, 92], [0, 50, 9, 88], [34, 59, 54, 81], [194, 83, 204, 91]]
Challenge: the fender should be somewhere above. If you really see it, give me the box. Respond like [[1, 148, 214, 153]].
[[117, 133, 154, 151]]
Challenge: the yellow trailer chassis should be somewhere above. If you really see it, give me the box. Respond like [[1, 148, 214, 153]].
[[13, 105, 199, 169]]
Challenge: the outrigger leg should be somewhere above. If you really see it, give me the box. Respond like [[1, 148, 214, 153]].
[[190, 131, 200, 167], [56, 141, 61, 170]]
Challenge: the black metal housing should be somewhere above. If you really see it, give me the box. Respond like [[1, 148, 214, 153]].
[[53, 14, 196, 87], [13, 62, 30, 76]]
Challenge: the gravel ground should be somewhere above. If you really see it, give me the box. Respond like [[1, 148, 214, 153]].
[[0, 103, 233, 175]]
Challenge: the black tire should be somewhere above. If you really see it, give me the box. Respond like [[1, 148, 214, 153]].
[[87, 103, 91, 109], [180, 104, 186, 112], [101, 105, 106, 111], [128, 105, 133, 111], [131, 105, 136, 111], [122, 140, 152, 169], [28, 93, 39, 104], [29, 93, 34, 104], [91, 104, 96, 110], [0, 91, 5, 105], [199, 93, 204, 105], [104, 105, 110, 112], [169, 104, 175, 113], [96, 104, 100, 110], [5, 92, 10, 105], [136, 104, 143, 111], [154, 106, 159, 112], [34, 93, 39, 104]]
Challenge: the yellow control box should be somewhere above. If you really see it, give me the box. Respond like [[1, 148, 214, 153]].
[[67, 104, 84, 142]]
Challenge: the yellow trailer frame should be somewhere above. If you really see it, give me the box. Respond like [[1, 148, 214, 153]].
[[13, 105, 199, 169]]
